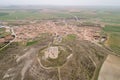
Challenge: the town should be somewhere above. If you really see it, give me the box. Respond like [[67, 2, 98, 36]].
[[13, 21, 103, 42]]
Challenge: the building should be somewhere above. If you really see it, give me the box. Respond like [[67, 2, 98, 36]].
[[0, 38, 5, 43], [0, 25, 5, 28]]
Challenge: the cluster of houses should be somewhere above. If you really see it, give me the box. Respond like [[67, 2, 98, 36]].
[[0, 25, 14, 43], [0, 20, 107, 44], [13, 21, 104, 42]]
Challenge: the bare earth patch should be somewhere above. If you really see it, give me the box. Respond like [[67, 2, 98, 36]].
[[98, 54, 120, 80]]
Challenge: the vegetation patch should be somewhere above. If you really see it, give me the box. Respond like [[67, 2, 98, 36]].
[[0, 12, 9, 16], [26, 40, 38, 46], [103, 25, 120, 32], [64, 34, 77, 41], [0, 28, 10, 38], [103, 25, 120, 54], [0, 28, 5, 32]]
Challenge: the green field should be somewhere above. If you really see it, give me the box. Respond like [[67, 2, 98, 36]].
[[0, 10, 72, 20], [103, 25, 120, 54], [0, 12, 9, 16], [0, 8, 120, 25], [26, 40, 38, 46]]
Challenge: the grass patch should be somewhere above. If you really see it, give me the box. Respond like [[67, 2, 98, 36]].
[[0, 28, 10, 38], [0, 12, 9, 16], [107, 33, 120, 54], [64, 34, 76, 41], [0, 28, 5, 32], [103, 25, 120, 32], [0, 32, 10, 38], [26, 40, 38, 46]]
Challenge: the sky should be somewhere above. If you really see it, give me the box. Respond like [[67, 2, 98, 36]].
[[0, 0, 120, 6]]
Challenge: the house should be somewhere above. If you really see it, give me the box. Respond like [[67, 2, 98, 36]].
[[0, 25, 5, 28], [0, 38, 5, 43], [5, 35, 14, 41], [5, 26, 11, 32]]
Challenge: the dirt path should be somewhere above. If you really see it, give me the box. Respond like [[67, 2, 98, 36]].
[[17, 48, 36, 80], [58, 67, 61, 80], [37, 58, 53, 69], [98, 54, 120, 80]]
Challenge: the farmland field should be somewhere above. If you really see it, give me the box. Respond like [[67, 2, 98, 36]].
[[103, 25, 120, 54], [0, 10, 72, 20], [0, 7, 120, 25], [98, 54, 120, 80]]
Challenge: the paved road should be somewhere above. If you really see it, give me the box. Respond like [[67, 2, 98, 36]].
[[98, 54, 120, 80]]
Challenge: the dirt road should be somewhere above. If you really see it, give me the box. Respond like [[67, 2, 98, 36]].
[[98, 54, 120, 80]]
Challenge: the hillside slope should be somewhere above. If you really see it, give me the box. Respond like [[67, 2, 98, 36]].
[[0, 35, 110, 80]]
